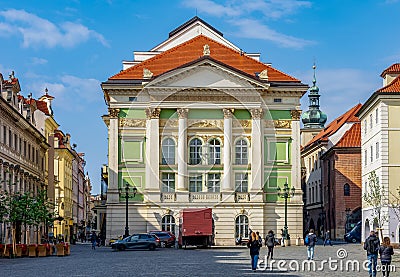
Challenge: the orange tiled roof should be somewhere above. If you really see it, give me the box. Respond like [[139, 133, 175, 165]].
[[380, 63, 400, 77], [303, 103, 362, 149], [376, 75, 400, 93], [335, 122, 361, 148], [36, 100, 50, 115], [110, 35, 299, 82]]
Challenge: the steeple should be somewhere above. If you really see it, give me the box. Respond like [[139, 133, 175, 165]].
[[301, 64, 327, 128]]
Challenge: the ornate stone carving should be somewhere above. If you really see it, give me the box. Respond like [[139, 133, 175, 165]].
[[250, 108, 264, 119], [143, 68, 153, 79], [291, 110, 302, 120], [189, 120, 223, 128], [145, 107, 161, 119], [223, 108, 234, 119], [119, 119, 146, 128], [203, 44, 210, 56], [108, 108, 120, 118], [177, 108, 189, 119], [259, 69, 268, 81], [233, 120, 252, 128], [264, 120, 291, 129], [164, 94, 239, 102], [159, 119, 178, 128]]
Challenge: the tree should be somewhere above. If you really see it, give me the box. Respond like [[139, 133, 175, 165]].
[[389, 187, 400, 226], [363, 171, 388, 242]]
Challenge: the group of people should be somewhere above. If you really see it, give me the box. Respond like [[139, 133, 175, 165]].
[[364, 230, 394, 277], [246, 230, 277, 271]]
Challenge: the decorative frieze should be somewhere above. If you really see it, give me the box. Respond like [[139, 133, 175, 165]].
[[232, 120, 252, 128], [119, 119, 146, 128], [264, 120, 291, 129], [159, 119, 178, 128], [145, 107, 161, 119], [291, 110, 302, 120], [188, 119, 223, 128], [177, 108, 189, 119], [108, 108, 120, 118], [250, 108, 264, 119], [223, 108, 234, 119]]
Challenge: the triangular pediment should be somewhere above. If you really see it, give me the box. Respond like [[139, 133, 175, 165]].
[[146, 59, 268, 90]]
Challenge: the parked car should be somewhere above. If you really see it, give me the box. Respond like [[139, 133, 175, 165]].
[[108, 236, 122, 246], [111, 234, 159, 251], [344, 221, 361, 243], [148, 231, 176, 248]]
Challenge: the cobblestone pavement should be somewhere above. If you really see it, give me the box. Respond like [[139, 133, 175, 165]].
[[0, 242, 399, 277]]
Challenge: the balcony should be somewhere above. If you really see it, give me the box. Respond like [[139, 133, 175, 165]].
[[189, 192, 221, 202], [160, 192, 176, 202]]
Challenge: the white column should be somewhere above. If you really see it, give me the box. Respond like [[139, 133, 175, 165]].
[[107, 108, 120, 203], [250, 108, 264, 192], [177, 108, 188, 191], [290, 110, 302, 192], [223, 108, 234, 191], [145, 108, 160, 191]]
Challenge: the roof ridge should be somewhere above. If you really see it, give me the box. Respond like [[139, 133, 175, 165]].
[[376, 74, 400, 93], [335, 122, 360, 148]]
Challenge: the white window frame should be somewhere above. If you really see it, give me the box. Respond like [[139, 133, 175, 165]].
[[376, 142, 379, 159], [235, 215, 249, 239], [161, 215, 175, 234], [189, 138, 202, 165], [207, 173, 220, 192], [161, 138, 175, 165], [161, 173, 175, 192], [189, 174, 203, 192], [208, 139, 221, 165], [235, 173, 248, 192], [235, 139, 248, 165]]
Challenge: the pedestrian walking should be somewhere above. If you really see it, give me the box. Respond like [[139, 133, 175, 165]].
[[91, 231, 97, 250], [256, 231, 263, 246], [305, 229, 317, 260], [364, 230, 380, 277], [265, 230, 276, 260], [379, 236, 394, 277], [323, 230, 332, 246], [247, 231, 262, 271]]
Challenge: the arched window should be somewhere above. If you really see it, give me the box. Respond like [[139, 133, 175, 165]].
[[235, 139, 248, 165], [344, 183, 350, 196], [189, 138, 202, 165], [161, 138, 175, 165], [208, 139, 221, 165], [235, 215, 249, 239], [161, 215, 175, 234]]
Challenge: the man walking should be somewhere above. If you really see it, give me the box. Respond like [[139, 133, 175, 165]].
[[305, 229, 317, 260], [323, 230, 332, 246], [364, 230, 380, 277]]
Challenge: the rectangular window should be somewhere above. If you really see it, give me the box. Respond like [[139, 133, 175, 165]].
[[2, 126, 6, 144], [19, 138, 22, 154], [370, 145, 373, 162], [207, 173, 220, 192], [273, 98, 282, 103], [235, 173, 248, 192], [24, 141, 26, 157], [364, 120, 367, 134], [9, 129, 12, 147], [161, 173, 175, 192], [189, 175, 202, 192], [370, 114, 373, 129], [376, 142, 379, 159], [375, 108, 378, 124], [128, 97, 137, 102], [14, 134, 17, 150], [364, 149, 367, 166]]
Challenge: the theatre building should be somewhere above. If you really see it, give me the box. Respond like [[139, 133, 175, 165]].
[[101, 17, 307, 245]]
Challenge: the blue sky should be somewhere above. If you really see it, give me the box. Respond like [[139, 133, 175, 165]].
[[1, 0, 399, 194]]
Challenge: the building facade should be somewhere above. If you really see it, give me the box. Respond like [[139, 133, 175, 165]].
[[357, 63, 400, 245], [102, 17, 307, 245]]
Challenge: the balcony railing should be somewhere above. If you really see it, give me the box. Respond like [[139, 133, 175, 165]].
[[189, 192, 221, 202], [160, 192, 176, 202]]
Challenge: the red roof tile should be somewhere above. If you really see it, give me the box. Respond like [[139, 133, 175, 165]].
[[303, 103, 362, 148], [380, 63, 400, 77], [376, 75, 400, 93], [36, 100, 50, 115], [110, 35, 299, 82], [335, 122, 361, 148]]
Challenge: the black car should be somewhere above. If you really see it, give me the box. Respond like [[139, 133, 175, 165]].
[[344, 221, 361, 243], [111, 234, 159, 251], [148, 231, 176, 248]]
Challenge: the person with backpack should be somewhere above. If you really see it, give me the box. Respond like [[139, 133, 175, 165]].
[[305, 229, 317, 260], [364, 230, 380, 277], [379, 236, 394, 277], [247, 231, 262, 271], [265, 230, 276, 260]]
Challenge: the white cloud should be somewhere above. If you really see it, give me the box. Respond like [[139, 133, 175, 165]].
[[0, 9, 109, 48], [230, 18, 314, 49], [31, 57, 48, 65], [182, 0, 312, 48], [298, 68, 381, 122]]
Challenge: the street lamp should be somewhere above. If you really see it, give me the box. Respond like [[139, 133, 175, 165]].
[[277, 182, 295, 241], [119, 182, 137, 238]]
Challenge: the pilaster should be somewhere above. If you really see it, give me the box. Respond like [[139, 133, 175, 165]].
[[177, 108, 188, 191], [107, 108, 120, 203], [223, 108, 234, 191], [250, 108, 263, 193], [145, 107, 161, 191]]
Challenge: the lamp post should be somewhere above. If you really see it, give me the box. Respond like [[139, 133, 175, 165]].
[[119, 182, 137, 238], [277, 182, 295, 241]]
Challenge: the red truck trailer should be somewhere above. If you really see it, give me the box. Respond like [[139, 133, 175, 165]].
[[178, 208, 213, 248]]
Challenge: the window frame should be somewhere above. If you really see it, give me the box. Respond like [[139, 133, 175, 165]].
[[208, 139, 221, 165], [161, 138, 176, 165], [207, 173, 220, 192], [235, 139, 248, 165], [235, 173, 248, 192], [235, 215, 249, 239], [189, 138, 202, 165], [161, 172, 175, 192]]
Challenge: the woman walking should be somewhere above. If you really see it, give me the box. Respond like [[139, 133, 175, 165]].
[[379, 237, 394, 277], [247, 232, 262, 271], [265, 230, 276, 260]]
